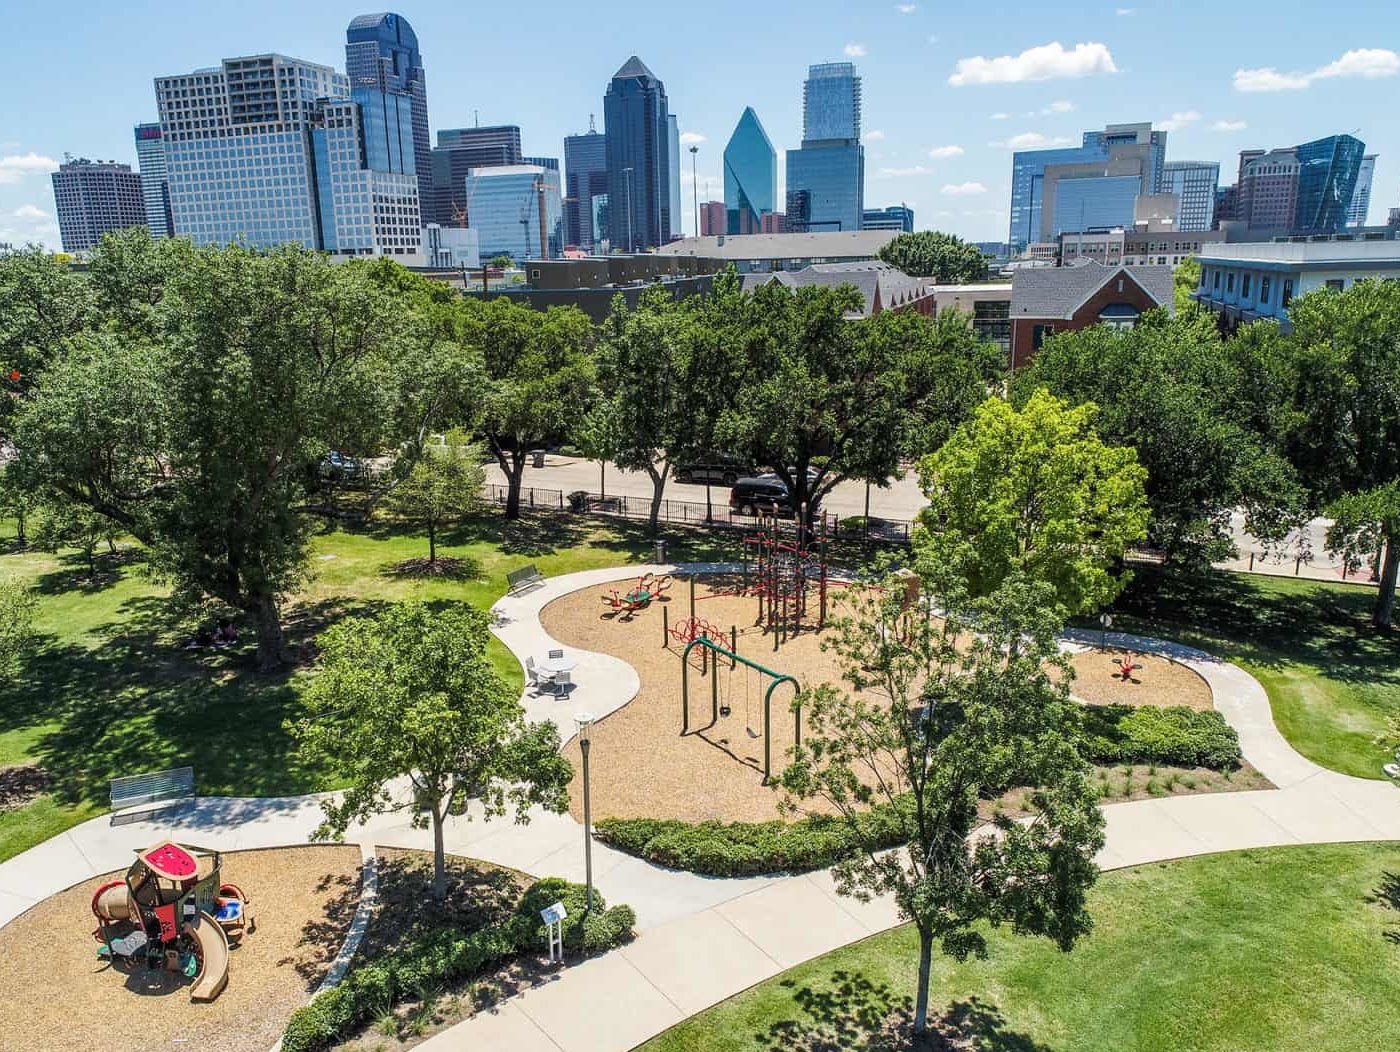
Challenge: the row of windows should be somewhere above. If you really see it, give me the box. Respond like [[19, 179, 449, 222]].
[[1203, 267, 1295, 309]]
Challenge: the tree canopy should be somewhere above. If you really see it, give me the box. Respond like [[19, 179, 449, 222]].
[[0, 577, 36, 683], [381, 429, 485, 568], [876, 231, 989, 283], [291, 601, 571, 898], [918, 390, 1150, 617]]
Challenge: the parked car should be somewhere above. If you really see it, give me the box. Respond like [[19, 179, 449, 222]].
[[319, 450, 365, 481], [729, 477, 796, 517], [675, 454, 757, 487]]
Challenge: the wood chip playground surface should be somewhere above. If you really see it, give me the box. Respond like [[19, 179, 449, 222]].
[[0, 845, 361, 1052], [544, 576, 1218, 824]]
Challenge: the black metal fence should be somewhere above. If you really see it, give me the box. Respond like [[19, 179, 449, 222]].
[[481, 484, 913, 545]]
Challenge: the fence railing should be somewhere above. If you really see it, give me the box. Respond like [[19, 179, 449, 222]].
[[480, 484, 913, 546]]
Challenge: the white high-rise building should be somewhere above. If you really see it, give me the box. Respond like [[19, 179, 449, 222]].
[[133, 123, 172, 238], [1348, 154, 1377, 227], [1161, 160, 1220, 233]]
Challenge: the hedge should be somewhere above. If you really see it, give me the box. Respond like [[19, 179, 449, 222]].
[[596, 706, 1242, 879], [280, 876, 635, 1052]]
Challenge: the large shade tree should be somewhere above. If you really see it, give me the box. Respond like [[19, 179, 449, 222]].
[[291, 601, 572, 899], [1282, 280, 1400, 626], [876, 231, 989, 284]]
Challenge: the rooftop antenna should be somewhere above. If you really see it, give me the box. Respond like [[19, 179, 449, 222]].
[[589, 113, 596, 133], [474, 109, 479, 128]]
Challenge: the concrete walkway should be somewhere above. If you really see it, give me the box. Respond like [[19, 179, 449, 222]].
[[2, 562, 1398, 1052]]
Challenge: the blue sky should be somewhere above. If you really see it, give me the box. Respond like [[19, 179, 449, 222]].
[[1, 0, 1396, 248]]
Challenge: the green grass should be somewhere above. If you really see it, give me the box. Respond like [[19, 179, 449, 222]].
[[643, 843, 1400, 1052], [1099, 570, 1400, 780], [0, 510, 733, 862]]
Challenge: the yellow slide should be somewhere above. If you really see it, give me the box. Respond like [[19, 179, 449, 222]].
[[185, 911, 230, 1002]]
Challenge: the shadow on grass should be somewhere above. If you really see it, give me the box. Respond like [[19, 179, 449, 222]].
[[380, 554, 485, 582], [755, 972, 1051, 1051], [1368, 871, 1400, 946]]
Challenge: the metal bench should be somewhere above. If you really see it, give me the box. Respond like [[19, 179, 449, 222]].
[[109, 766, 195, 819], [506, 564, 545, 595]]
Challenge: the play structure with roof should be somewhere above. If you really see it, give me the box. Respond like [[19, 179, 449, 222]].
[[89, 840, 254, 1002]]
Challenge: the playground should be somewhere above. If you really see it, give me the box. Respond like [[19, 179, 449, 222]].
[[0, 845, 360, 1052], [1064, 647, 1215, 711]]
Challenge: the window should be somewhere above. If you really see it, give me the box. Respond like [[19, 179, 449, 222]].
[[1032, 324, 1054, 350], [1260, 277, 1271, 305], [1282, 279, 1294, 307], [1241, 274, 1252, 298], [1226, 273, 1235, 293], [1326, 279, 1345, 291], [1213, 270, 1221, 290]]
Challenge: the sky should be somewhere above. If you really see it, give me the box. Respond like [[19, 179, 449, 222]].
[[1, 0, 1397, 249]]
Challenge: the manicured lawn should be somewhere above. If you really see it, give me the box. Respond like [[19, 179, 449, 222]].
[[1102, 570, 1400, 780], [0, 511, 732, 862], [643, 843, 1400, 1052]]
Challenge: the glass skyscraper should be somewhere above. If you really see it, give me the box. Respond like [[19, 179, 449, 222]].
[[50, 159, 146, 253], [345, 13, 431, 225], [604, 56, 673, 251], [430, 126, 522, 227], [1294, 134, 1367, 233], [1348, 154, 1377, 227], [133, 122, 173, 238], [564, 126, 608, 250], [784, 63, 864, 233], [156, 53, 420, 258], [723, 107, 777, 234], [1162, 160, 1220, 233], [464, 164, 562, 262]]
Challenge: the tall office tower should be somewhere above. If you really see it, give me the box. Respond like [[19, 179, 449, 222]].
[[784, 63, 864, 233], [1295, 134, 1367, 233], [603, 56, 673, 251], [1237, 149, 1300, 232], [668, 114, 682, 241], [464, 164, 562, 261], [346, 13, 431, 221], [429, 125, 523, 226], [723, 107, 777, 234], [133, 123, 173, 238], [699, 200, 725, 236], [156, 54, 420, 258], [861, 205, 914, 232], [1347, 152, 1377, 227], [564, 123, 608, 250], [1007, 122, 1166, 248], [1162, 160, 1219, 232], [525, 157, 560, 171], [50, 158, 145, 253]]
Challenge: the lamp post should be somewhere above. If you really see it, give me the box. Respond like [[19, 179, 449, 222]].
[[575, 712, 596, 912]]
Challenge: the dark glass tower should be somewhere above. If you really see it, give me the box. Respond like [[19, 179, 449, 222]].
[[784, 63, 864, 233], [604, 56, 672, 251], [723, 107, 777, 234], [346, 13, 431, 221], [565, 124, 609, 250], [1294, 134, 1367, 234], [429, 126, 523, 226]]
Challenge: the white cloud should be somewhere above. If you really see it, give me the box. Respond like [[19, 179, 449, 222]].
[[992, 132, 1074, 149], [0, 199, 59, 248], [1157, 110, 1202, 131], [990, 112, 1011, 120], [927, 34, 939, 45], [879, 165, 933, 177], [1212, 119, 1248, 132], [949, 41, 1118, 86], [0, 152, 60, 185], [928, 145, 965, 159], [11, 204, 48, 219], [844, 42, 867, 58], [896, 3, 917, 11], [1116, 6, 1134, 14], [941, 182, 988, 196], [1045, 99, 1075, 114], [1234, 48, 1399, 92], [679, 132, 706, 145], [866, 129, 887, 142]]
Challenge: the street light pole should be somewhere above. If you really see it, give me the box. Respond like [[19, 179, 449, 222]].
[[575, 712, 596, 912]]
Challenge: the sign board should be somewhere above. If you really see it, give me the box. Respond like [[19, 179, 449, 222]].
[[540, 901, 568, 926]]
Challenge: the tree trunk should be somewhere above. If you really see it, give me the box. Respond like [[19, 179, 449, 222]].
[[913, 927, 935, 1036], [14, 508, 25, 548], [427, 518, 437, 564], [504, 453, 526, 520], [250, 592, 290, 671], [85, 544, 96, 577], [1376, 533, 1398, 630], [646, 462, 670, 536], [432, 807, 447, 900]]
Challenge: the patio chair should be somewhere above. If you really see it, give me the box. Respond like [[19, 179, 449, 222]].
[[526, 656, 557, 693], [548, 648, 564, 660], [552, 669, 573, 695]]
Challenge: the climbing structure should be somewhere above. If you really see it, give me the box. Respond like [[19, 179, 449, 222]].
[[742, 515, 829, 649]]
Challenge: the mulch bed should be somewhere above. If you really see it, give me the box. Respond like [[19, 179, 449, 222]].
[[1062, 649, 1215, 711], [0, 764, 50, 812], [0, 845, 362, 1052]]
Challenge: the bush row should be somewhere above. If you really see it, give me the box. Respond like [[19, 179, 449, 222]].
[[1081, 704, 1242, 770], [596, 706, 1242, 879], [280, 876, 635, 1052]]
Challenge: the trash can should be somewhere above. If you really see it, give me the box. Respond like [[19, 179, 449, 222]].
[[530, 449, 545, 468], [654, 539, 667, 565]]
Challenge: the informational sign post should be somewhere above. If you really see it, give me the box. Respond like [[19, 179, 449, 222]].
[[541, 901, 568, 963]]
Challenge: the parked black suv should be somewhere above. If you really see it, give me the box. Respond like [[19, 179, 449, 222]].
[[674, 453, 756, 487], [729, 477, 796, 517]]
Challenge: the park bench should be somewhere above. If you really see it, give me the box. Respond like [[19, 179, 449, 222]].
[[506, 564, 545, 595], [109, 766, 195, 820]]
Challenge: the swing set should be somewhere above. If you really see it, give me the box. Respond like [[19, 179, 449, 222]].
[[680, 635, 800, 784]]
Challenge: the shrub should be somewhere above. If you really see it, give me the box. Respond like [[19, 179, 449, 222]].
[[281, 876, 635, 1052], [1080, 705, 1241, 770]]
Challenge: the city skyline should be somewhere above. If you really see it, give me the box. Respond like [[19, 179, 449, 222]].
[[2, 0, 1397, 249]]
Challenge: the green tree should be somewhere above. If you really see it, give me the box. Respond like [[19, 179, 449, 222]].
[[876, 231, 989, 283], [290, 601, 572, 899], [1282, 280, 1400, 626], [381, 430, 485, 567], [706, 273, 1001, 532], [0, 577, 37, 683], [462, 298, 596, 519], [1017, 310, 1301, 564], [0, 248, 94, 438], [32, 496, 121, 577], [782, 570, 1103, 1038], [0, 463, 34, 548], [1173, 256, 1201, 315], [918, 390, 1150, 617], [488, 254, 514, 271]]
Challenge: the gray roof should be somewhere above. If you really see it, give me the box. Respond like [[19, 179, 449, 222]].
[[1011, 262, 1174, 319], [741, 260, 930, 317], [656, 230, 899, 260], [613, 55, 657, 81]]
